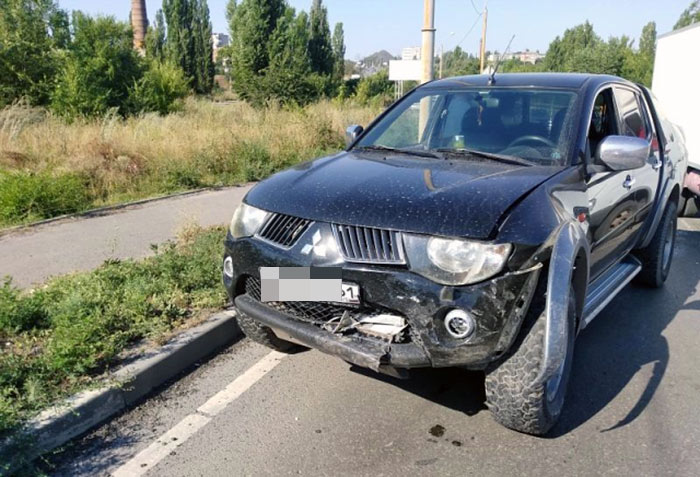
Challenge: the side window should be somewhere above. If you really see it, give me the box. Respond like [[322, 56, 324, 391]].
[[613, 87, 648, 139], [588, 89, 617, 155], [637, 95, 661, 153]]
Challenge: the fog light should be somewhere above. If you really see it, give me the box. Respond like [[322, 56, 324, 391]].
[[444, 309, 475, 339], [223, 256, 234, 278]]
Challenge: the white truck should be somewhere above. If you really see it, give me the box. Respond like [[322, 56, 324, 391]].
[[653, 22, 700, 215]]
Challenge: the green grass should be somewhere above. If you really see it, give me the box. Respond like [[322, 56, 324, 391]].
[[0, 99, 379, 228], [0, 225, 228, 438]]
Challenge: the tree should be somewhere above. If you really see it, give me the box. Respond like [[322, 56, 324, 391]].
[[51, 13, 143, 118], [544, 21, 600, 72], [145, 9, 166, 61], [48, 7, 70, 49], [162, 0, 214, 94], [441, 46, 480, 77], [331, 22, 345, 82], [192, 0, 214, 94], [308, 0, 333, 75], [264, 7, 318, 105], [631, 21, 657, 86], [0, 0, 67, 106], [226, 0, 236, 33], [163, 0, 194, 81], [228, 0, 286, 103], [639, 21, 657, 60], [674, 1, 700, 29]]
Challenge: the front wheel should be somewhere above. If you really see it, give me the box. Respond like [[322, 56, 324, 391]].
[[484, 286, 576, 436]]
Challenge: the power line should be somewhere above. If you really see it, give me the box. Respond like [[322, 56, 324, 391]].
[[456, 12, 483, 48], [469, 0, 481, 16]]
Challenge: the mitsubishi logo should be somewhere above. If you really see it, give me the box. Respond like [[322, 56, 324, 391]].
[[301, 230, 326, 257]]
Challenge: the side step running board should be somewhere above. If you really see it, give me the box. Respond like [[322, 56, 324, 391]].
[[581, 256, 642, 328]]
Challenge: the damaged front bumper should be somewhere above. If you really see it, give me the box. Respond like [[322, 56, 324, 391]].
[[235, 295, 429, 371], [225, 235, 542, 372]]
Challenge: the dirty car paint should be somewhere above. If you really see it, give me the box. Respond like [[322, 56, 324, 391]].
[[244, 152, 563, 239]]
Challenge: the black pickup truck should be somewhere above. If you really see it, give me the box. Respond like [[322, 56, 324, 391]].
[[223, 73, 687, 435]]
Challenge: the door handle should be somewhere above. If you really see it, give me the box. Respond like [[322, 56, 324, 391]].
[[652, 158, 662, 170], [623, 175, 636, 190]]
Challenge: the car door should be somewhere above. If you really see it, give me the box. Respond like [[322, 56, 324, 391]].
[[585, 87, 642, 279], [612, 86, 659, 231]]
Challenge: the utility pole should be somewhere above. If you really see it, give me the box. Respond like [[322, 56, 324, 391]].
[[421, 0, 435, 84], [479, 4, 488, 73], [439, 44, 444, 79], [419, 0, 436, 138]]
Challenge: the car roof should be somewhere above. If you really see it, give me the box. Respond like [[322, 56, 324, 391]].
[[424, 73, 632, 91]]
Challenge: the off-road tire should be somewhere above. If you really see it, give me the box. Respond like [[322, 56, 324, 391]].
[[636, 201, 677, 288], [236, 311, 298, 352], [484, 285, 576, 436]]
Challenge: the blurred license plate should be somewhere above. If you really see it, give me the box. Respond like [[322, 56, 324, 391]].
[[260, 267, 360, 304], [340, 282, 361, 304]]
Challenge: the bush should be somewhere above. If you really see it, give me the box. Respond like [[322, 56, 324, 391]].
[[0, 171, 93, 225], [128, 61, 190, 115], [50, 14, 143, 119], [355, 71, 393, 106], [0, 0, 67, 107]]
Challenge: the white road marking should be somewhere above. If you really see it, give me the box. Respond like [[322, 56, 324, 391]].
[[111, 351, 287, 477], [111, 414, 210, 477], [197, 350, 287, 416]]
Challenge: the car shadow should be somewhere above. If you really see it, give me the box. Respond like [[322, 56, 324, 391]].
[[552, 227, 700, 435], [352, 228, 699, 437], [350, 365, 487, 416]]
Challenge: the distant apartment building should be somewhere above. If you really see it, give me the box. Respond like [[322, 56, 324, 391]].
[[212, 33, 230, 62], [487, 49, 544, 65], [401, 46, 422, 61]]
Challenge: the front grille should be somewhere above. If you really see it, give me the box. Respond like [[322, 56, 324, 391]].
[[332, 224, 405, 264], [257, 213, 312, 248], [244, 277, 356, 324]]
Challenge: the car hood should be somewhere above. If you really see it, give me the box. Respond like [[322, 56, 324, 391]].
[[244, 151, 563, 239]]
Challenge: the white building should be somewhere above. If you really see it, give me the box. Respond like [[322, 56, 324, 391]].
[[487, 50, 543, 65], [212, 33, 230, 62]]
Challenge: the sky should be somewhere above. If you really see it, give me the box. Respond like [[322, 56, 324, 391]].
[[58, 0, 689, 59]]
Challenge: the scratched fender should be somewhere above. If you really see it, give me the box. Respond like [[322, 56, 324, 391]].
[[533, 221, 589, 387]]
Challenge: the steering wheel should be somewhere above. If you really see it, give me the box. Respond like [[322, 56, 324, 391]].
[[508, 135, 556, 149]]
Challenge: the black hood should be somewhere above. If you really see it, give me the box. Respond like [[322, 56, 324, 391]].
[[244, 151, 562, 239]]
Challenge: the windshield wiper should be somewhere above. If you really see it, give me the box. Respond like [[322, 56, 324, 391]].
[[436, 148, 536, 167], [355, 145, 442, 159]]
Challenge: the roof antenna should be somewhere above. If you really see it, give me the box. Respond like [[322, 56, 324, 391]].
[[489, 34, 515, 85]]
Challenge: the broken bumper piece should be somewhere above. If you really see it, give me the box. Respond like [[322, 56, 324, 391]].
[[235, 295, 430, 372]]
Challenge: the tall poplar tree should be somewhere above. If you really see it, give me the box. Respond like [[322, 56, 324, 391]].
[[162, 0, 213, 94], [308, 0, 333, 75], [228, 0, 286, 102], [192, 0, 214, 93], [331, 22, 345, 82], [145, 9, 166, 61]]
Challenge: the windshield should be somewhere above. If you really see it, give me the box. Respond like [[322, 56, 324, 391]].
[[356, 88, 579, 165]]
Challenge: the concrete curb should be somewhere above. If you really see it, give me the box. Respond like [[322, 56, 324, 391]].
[[0, 310, 241, 474]]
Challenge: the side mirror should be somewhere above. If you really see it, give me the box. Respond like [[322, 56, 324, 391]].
[[345, 125, 364, 147], [595, 136, 650, 171]]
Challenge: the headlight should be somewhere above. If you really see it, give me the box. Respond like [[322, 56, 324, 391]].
[[403, 234, 512, 286], [229, 203, 269, 239]]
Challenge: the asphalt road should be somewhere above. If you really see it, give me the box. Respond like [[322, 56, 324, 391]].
[[43, 219, 700, 477], [0, 186, 252, 289]]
